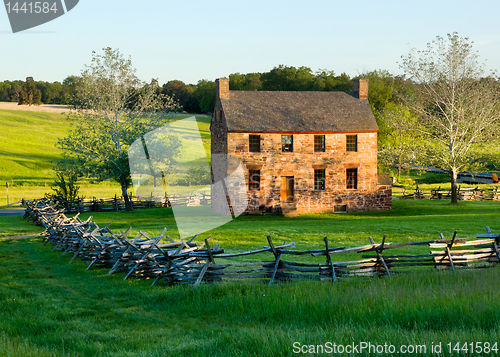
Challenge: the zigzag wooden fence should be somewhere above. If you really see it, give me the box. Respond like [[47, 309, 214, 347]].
[[24, 199, 500, 287], [395, 185, 500, 201], [47, 192, 211, 214]]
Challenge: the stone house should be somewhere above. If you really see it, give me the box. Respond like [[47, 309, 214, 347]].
[[210, 77, 392, 215]]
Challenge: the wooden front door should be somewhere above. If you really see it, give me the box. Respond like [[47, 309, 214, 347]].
[[280, 176, 294, 202]]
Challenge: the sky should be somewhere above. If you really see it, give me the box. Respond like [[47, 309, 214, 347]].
[[1, 0, 500, 85]]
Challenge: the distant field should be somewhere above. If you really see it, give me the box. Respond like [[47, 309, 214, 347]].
[[0, 101, 73, 113]]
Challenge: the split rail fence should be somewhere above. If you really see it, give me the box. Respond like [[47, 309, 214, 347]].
[[395, 185, 500, 201], [24, 199, 500, 287], [49, 192, 211, 214]]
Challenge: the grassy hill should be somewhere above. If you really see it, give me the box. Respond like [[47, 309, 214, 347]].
[[0, 110, 69, 182]]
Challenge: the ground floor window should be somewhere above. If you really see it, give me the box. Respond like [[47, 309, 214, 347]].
[[249, 170, 261, 191], [346, 168, 358, 189], [314, 169, 326, 190]]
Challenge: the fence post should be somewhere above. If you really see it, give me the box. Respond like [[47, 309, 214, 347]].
[[267, 236, 282, 285], [369, 236, 391, 276], [441, 231, 457, 272], [324, 237, 336, 282]]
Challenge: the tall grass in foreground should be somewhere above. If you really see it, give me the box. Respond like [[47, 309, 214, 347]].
[[1, 199, 500, 356], [0, 237, 499, 356]]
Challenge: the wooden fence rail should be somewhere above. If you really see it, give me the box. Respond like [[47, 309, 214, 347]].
[[395, 185, 499, 201], [23, 199, 500, 287], [47, 192, 211, 213]]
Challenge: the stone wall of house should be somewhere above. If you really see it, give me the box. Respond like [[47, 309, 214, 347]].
[[222, 132, 391, 214], [210, 84, 230, 215]]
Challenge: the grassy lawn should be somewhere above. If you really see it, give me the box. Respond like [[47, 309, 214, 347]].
[[1, 200, 500, 356], [59, 200, 500, 250]]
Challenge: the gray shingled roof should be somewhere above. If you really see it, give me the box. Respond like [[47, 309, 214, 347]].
[[220, 91, 378, 132]]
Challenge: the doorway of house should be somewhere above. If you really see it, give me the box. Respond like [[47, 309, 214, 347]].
[[280, 176, 294, 203]]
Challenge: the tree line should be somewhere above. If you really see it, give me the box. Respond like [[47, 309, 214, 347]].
[[1, 66, 355, 112], [163, 66, 354, 113], [0, 76, 80, 105]]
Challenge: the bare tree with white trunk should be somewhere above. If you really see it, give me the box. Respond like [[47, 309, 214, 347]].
[[400, 33, 500, 204]]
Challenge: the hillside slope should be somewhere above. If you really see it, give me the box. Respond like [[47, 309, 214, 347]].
[[0, 110, 70, 181]]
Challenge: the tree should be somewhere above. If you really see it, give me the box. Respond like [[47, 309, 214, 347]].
[[400, 33, 500, 203], [45, 167, 81, 204], [162, 80, 198, 112], [62, 75, 83, 107], [0, 81, 12, 101], [229, 72, 262, 90], [377, 103, 422, 181], [312, 70, 352, 92], [260, 65, 315, 91], [57, 47, 179, 211], [358, 69, 395, 112], [186, 166, 211, 186], [18, 77, 42, 105], [43, 81, 64, 104], [192, 79, 216, 113]]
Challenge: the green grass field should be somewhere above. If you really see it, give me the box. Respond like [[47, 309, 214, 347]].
[[0, 110, 211, 206], [0, 110, 69, 182], [1, 200, 500, 356]]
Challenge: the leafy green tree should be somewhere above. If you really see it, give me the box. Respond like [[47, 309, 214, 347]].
[[229, 72, 262, 90], [312, 70, 352, 91], [358, 70, 395, 111], [261, 65, 315, 91], [186, 166, 211, 186], [193, 79, 216, 113], [57, 47, 179, 211], [377, 103, 422, 181], [45, 168, 81, 204], [0, 81, 12, 101], [162, 80, 199, 112], [62, 75, 83, 107], [45, 81, 64, 104], [8, 81, 23, 102], [18, 77, 42, 105], [400, 33, 500, 204]]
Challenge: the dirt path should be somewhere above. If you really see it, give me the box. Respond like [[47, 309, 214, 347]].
[[0, 101, 73, 113], [0, 209, 25, 216]]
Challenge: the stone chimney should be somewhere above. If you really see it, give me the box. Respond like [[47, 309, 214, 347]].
[[353, 79, 369, 100], [216, 78, 230, 100]]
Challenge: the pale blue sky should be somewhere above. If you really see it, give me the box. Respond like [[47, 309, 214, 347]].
[[1, 0, 500, 84]]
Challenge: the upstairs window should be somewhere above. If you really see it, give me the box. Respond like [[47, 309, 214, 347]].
[[282, 135, 293, 152], [314, 135, 325, 152], [346, 168, 358, 189], [249, 170, 261, 191], [249, 135, 261, 152], [314, 169, 326, 190], [346, 135, 358, 152]]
